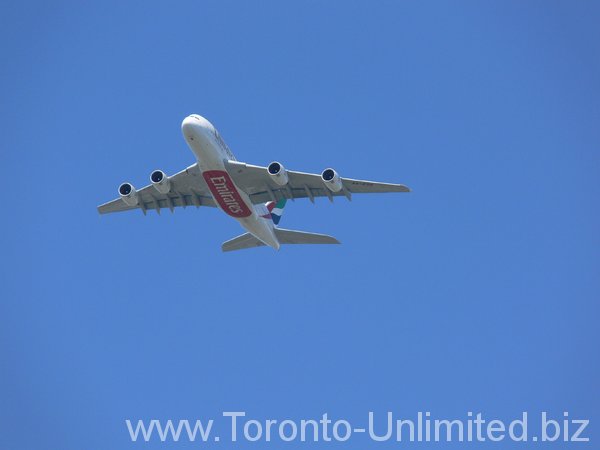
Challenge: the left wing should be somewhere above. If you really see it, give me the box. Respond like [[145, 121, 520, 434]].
[[97, 163, 216, 215], [224, 160, 410, 204]]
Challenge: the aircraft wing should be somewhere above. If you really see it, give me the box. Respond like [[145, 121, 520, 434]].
[[97, 163, 217, 215], [224, 160, 410, 204]]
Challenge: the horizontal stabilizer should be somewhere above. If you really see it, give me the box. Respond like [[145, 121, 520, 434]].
[[221, 228, 340, 252], [222, 232, 265, 252], [274, 228, 340, 245]]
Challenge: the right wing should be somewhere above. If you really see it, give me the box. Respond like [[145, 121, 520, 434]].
[[224, 160, 410, 204], [97, 163, 217, 215]]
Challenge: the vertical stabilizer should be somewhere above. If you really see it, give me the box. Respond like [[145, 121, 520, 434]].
[[265, 198, 286, 225]]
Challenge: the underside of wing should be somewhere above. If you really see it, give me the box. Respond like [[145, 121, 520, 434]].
[[224, 160, 410, 204], [97, 163, 217, 215]]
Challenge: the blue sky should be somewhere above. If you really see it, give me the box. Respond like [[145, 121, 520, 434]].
[[1, 1, 599, 448]]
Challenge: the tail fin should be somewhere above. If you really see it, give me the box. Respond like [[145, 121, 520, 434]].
[[265, 198, 286, 226]]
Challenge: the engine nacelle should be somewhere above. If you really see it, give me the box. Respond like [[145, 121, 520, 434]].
[[267, 161, 289, 186], [119, 182, 139, 206], [150, 169, 171, 194], [321, 168, 343, 192]]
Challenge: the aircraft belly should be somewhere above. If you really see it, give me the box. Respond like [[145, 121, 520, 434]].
[[190, 138, 254, 219]]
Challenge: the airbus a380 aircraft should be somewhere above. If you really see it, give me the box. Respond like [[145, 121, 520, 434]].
[[98, 115, 410, 252]]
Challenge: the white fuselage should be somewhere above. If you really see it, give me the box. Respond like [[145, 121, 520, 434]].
[[181, 114, 280, 249]]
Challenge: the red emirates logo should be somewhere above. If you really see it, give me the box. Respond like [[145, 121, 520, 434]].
[[203, 170, 252, 218]]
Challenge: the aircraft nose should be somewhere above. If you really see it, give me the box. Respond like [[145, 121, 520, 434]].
[[181, 114, 215, 140], [181, 115, 197, 134], [181, 116, 194, 133], [183, 114, 213, 129]]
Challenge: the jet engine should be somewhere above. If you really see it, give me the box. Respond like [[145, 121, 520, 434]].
[[267, 161, 289, 186], [150, 169, 170, 194], [321, 168, 343, 192], [119, 182, 139, 206]]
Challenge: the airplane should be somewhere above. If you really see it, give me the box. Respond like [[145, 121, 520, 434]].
[[98, 114, 410, 252]]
